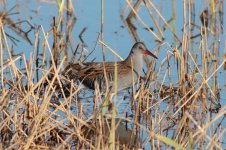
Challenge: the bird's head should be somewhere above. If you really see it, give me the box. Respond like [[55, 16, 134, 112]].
[[131, 42, 158, 59]]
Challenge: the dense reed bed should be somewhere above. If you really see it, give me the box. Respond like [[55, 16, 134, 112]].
[[0, 0, 225, 149]]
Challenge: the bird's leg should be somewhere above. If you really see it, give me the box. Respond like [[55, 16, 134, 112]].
[[101, 87, 113, 116], [101, 86, 119, 117], [108, 93, 114, 112], [130, 90, 134, 103]]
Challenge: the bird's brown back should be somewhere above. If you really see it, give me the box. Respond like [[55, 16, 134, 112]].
[[63, 61, 136, 90]]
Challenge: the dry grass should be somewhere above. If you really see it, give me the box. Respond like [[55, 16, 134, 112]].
[[0, 0, 225, 149]]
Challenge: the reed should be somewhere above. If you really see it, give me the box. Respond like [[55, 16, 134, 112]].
[[0, 0, 225, 149]]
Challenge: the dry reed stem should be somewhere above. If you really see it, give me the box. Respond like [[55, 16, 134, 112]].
[[125, 0, 162, 43], [173, 56, 226, 117], [0, 0, 225, 149], [145, 0, 181, 43], [99, 40, 123, 61]]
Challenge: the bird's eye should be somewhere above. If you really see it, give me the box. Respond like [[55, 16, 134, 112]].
[[139, 46, 143, 50]]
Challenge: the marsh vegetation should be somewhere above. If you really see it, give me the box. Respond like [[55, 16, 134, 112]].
[[0, 0, 225, 149]]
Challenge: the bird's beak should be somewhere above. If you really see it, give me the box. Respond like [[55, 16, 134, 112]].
[[144, 50, 158, 59]]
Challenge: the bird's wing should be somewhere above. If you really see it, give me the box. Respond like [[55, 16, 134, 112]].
[[63, 61, 136, 90]]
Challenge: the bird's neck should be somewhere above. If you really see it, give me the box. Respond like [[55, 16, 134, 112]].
[[123, 52, 143, 75]]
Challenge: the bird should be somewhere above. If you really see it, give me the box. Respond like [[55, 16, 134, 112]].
[[63, 42, 157, 93]]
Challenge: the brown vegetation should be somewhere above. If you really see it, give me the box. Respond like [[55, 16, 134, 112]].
[[0, 0, 225, 149]]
